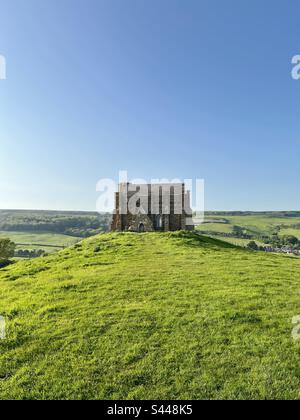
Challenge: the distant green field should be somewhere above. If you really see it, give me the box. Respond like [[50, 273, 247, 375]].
[[0, 209, 111, 259], [0, 231, 80, 255], [224, 215, 300, 236], [0, 232, 300, 399], [0, 209, 111, 239], [196, 213, 300, 247], [279, 228, 300, 240], [197, 223, 233, 234]]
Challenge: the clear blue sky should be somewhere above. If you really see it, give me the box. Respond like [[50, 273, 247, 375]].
[[0, 0, 299, 211]]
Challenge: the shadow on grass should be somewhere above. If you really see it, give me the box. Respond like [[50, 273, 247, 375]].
[[166, 231, 241, 250]]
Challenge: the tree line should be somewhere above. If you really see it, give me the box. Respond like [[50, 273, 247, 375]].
[[0, 210, 112, 238]]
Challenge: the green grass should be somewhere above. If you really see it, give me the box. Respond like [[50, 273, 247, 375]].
[[0, 232, 300, 400], [206, 236, 266, 247], [279, 228, 300, 240]]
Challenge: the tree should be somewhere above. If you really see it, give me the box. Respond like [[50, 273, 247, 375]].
[[0, 238, 16, 261], [270, 234, 281, 247], [233, 225, 244, 237], [282, 235, 299, 247], [247, 241, 258, 251]]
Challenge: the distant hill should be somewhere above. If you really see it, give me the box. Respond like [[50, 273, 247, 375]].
[[205, 211, 300, 218], [0, 210, 112, 238], [0, 231, 299, 399]]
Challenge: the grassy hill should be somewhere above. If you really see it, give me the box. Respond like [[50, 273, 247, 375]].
[[0, 232, 300, 400]]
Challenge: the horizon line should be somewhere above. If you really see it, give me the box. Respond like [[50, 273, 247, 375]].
[[1, 208, 300, 214]]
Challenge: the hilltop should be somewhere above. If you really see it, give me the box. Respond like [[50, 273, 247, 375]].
[[0, 232, 299, 400]]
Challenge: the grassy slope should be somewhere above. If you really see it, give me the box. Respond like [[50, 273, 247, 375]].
[[0, 232, 300, 400]]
